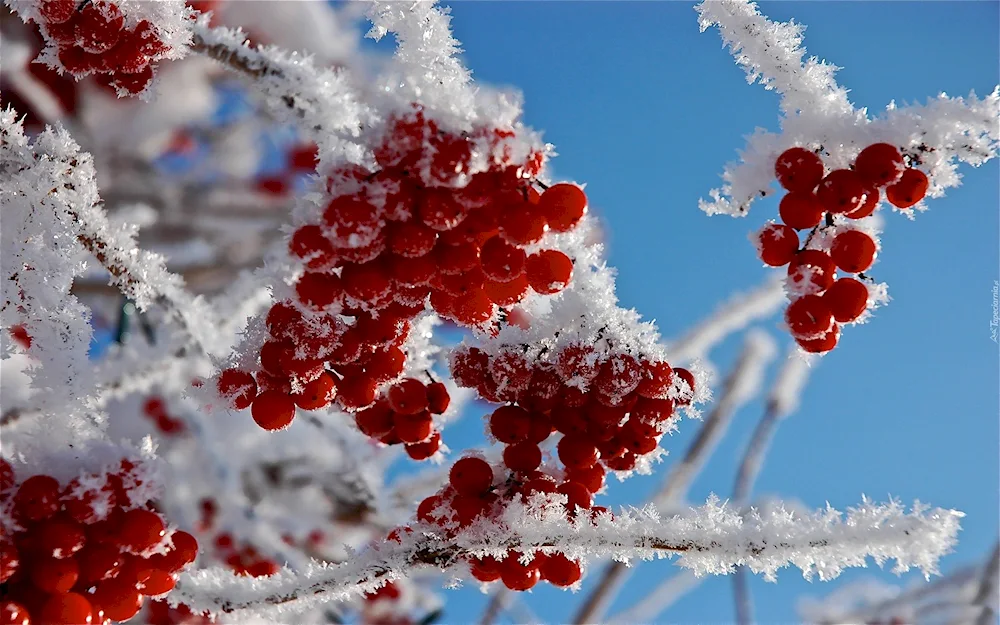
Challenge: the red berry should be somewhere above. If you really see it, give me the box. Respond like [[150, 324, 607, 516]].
[[164, 531, 198, 571], [673, 368, 696, 405], [393, 411, 433, 443], [119, 508, 166, 553], [137, 568, 176, 595], [830, 230, 877, 273], [108, 64, 156, 96], [823, 277, 869, 322], [293, 372, 337, 410], [341, 261, 393, 308], [787, 250, 837, 294], [796, 324, 840, 353], [632, 396, 675, 422], [488, 351, 532, 393], [558, 480, 593, 510], [388, 378, 429, 415], [405, 431, 441, 460], [541, 553, 582, 587], [488, 405, 531, 444], [92, 577, 142, 622], [568, 463, 606, 494], [817, 169, 867, 214], [217, 369, 257, 410], [449, 457, 494, 496], [76, 3, 124, 54], [417, 191, 467, 231], [785, 295, 834, 339], [854, 143, 904, 187], [483, 275, 529, 307], [593, 353, 643, 399], [503, 442, 542, 473], [33, 516, 86, 558], [778, 192, 824, 230], [362, 346, 406, 383], [39, 0, 76, 23], [388, 221, 438, 258], [756, 222, 799, 267], [451, 347, 490, 389], [31, 556, 79, 593], [14, 474, 61, 522], [75, 544, 122, 586], [501, 553, 541, 591], [775, 147, 825, 193], [251, 391, 296, 431], [355, 402, 394, 437], [470, 556, 502, 582], [500, 202, 546, 246], [636, 360, 674, 401], [0, 602, 29, 625], [266, 302, 304, 338], [557, 435, 599, 469], [845, 182, 879, 219], [885, 168, 929, 209], [323, 196, 381, 247], [525, 250, 573, 295], [290, 225, 336, 270], [296, 271, 343, 310], [604, 452, 637, 471], [539, 184, 587, 232], [480, 236, 526, 282], [38, 592, 93, 625], [426, 382, 451, 414]]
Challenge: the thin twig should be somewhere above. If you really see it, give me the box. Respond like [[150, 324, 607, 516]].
[[973, 541, 1000, 625]]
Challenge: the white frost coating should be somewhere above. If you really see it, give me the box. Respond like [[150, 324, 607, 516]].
[[666, 276, 786, 365], [1, 110, 98, 424], [695, 0, 1000, 218], [767, 344, 812, 417], [171, 495, 961, 621]]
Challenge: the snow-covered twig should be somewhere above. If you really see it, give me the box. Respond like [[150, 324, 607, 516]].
[[695, 0, 1000, 218], [172, 495, 962, 621], [572, 331, 777, 624], [666, 277, 786, 365]]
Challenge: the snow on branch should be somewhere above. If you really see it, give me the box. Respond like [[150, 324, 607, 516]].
[[695, 0, 1000, 217], [189, 18, 367, 163], [171, 495, 961, 621]]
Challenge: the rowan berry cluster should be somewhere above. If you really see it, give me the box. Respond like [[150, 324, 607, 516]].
[[35, 0, 172, 96], [216, 106, 587, 438], [141, 396, 185, 436], [0, 458, 198, 624], [353, 377, 451, 459], [452, 343, 692, 473], [756, 144, 929, 352], [144, 599, 212, 625]]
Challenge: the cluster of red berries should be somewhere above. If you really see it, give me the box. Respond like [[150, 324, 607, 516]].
[[452, 344, 692, 473], [0, 458, 198, 624], [216, 107, 585, 434], [403, 455, 599, 592], [211, 533, 278, 578], [141, 397, 185, 436], [756, 143, 929, 353], [353, 377, 451, 459], [36, 0, 171, 96]]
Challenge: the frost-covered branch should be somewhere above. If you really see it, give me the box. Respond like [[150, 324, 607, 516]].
[[695, 0, 1000, 217], [172, 496, 961, 621], [573, 331, 777, 624], [666, 277, 786, 365]]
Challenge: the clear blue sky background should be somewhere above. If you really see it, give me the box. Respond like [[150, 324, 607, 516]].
[[374, 2, 999, 623]]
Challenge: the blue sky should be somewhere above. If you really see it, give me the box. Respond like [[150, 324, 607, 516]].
[[378, 2, 999, 623]]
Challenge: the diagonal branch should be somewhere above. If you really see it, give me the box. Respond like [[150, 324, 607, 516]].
[[172, 496, 962, 621]]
